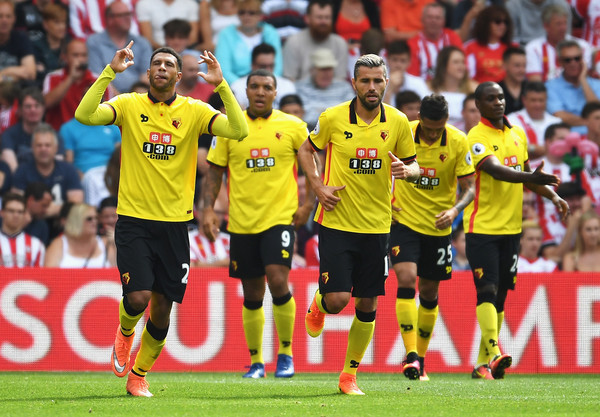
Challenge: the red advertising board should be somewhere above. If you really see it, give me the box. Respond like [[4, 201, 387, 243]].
[[0, 268, 599, 374]]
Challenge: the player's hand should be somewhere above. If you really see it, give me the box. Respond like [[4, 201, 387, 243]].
[[552, 195, 570, 222], [202, 207, 220, 242], [392, 203, 402, 212], [198, 50, 224, 86], [316, 184, 345, 211], [529, 160, 560, 187], [110, 40, 135, 73], [389, 151, 412, 179], [293, 203, 313, 230], [435, 207, 458, 230]]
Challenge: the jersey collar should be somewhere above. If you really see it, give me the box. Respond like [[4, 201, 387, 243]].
[[348, 98, 386, 124], [480, 115, 512, 130], [414, 124, 447, 146], [147, 91, 177, 105], [246, 109, 273, 120]]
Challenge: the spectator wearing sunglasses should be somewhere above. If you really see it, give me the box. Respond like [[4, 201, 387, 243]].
[[546, 40, 600, 135], [525, 4, 592, 83]]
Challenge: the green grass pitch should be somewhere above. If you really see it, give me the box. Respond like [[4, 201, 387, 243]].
[[0, 372, 598, 416]]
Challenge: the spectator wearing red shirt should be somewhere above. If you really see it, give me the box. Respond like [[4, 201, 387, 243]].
[[407, 2, 463, 81], [380, 0, 429, 43], [42, 38, 111, 131], [464, 5, 517, 83]]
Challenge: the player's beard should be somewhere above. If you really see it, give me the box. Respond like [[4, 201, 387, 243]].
[[149, 76, 176, 92], [357, 91, 382, 111]]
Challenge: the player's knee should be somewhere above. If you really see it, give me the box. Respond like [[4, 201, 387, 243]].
[[418, 279, 439, 301], [393, 263, 417, 288], [126, 292, 150, 312], [323, 293, 351, 314]]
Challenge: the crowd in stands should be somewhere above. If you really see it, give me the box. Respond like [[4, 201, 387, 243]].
[[1, 0, 600, 272]]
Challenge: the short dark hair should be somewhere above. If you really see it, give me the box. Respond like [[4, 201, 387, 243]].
[[279, 94, 304, 108], [502, 46, 525, 62], [252, 43, 276, 63], [25, 182, 51, 201], [246, 69, 277, 88], [1, 192, 25, 211], [395, 90, 421, 108], [98, 196, 118, 211], [419, 94, 449, 121], [386, 40, 411, 57], [19, 86, 44, 107], [207, 92, 224, 111], [582, 101, 600, 119], [522, 81, 547, 95], [462, 93, 476, 109], [151, 47, 182, 72], [474, 81, 499, 101], [354, 54, 387, 80], [307, 0, 333, 15], [544, 122, 571, 140], [163, 19, 191, 38]]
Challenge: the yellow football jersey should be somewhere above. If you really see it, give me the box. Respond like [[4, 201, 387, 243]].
[[393, 121, 474, 236], [208, 110, 308, 234], [107, 92, 220, 222], [463, 118, 529, 235], [310, 99, 416, 234]]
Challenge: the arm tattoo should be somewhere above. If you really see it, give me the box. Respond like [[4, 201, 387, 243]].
[[454, 181, 475, 213], [202, 166, 224, 209]]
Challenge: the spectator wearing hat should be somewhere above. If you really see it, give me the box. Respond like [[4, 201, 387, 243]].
[[294, 48, 354, 129]]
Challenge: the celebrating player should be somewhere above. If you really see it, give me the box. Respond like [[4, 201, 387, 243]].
[[298, 54, 420, 395], [390, 94, 475, 381], [465, 81, 568, 379], [203, 69, 315, 379], [75, 41, 248, 396]]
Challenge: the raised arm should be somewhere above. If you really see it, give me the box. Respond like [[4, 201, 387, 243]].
[[75, 41, 136, 125], [199, 50, 248, 141]]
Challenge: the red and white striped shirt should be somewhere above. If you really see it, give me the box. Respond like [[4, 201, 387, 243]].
[[571, 0, 600, 47], [407, 30, 463, 81], [69, 0, 140, 39], [525, 35, 592, 81], [0, 231, 45, 267], [188, 229, 230, 266]]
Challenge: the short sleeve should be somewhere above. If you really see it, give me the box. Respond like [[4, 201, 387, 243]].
[[308, 111, 332, 151]]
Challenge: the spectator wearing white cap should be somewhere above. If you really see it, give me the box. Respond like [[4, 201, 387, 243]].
[[295, 48, 354, 129]]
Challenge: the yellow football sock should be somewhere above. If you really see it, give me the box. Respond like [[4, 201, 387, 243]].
[[476, 309, 506, 365], [315, 289, 328, 314], [416, 304, 438, 358], [396, 297, 418, 355], [132, 324, 166, 377], [243, 306, 265, 364], [476, 303, 501, 365], [273, 296, 296, 356], [342, 316, 375, 375], [119, 298, 144, 336]]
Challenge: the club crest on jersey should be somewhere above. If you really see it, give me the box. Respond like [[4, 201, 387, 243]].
[[391, 245, 400, 256], [439, 152, 448, 162], [275, 132, 282, 140], [380, 130, 389, 141], [474, 268, 484, 279], [121, 272, 131, 285], [172, 118, 181, 129], [321, 272, 330, 285]]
